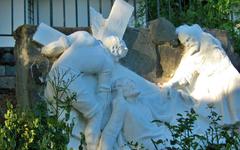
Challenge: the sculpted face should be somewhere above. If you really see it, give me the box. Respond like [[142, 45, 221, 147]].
[[102, 36, 128, 61], [113, 78, 140, 99], [177, 24, 203, 45], [178, 33, 197, 49], [176, 24, 203, 55]]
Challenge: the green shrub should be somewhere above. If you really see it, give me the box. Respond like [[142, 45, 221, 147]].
[[152, 106, 240, 150], [0, 68, 86, 150], [0, 101, 72, 150]]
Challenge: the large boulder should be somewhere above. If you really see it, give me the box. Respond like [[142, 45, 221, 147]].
[[122, 18, 182, 83], [149, 17, 178, 44], [122, 28, 157, 81]]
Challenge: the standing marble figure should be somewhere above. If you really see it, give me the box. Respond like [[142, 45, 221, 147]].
[[40, 0, 134, 149], [163, 24, 240, 125]]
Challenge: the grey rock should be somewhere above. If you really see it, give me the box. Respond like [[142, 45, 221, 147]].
[[158, 43, 184, 84], [123, 27, 184, 83], [149, 17, 178, 44], [122, 28, 157, 81]]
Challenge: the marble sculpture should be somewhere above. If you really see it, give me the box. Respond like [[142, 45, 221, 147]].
[[162, 24, 240, 125], [32, 0, 240, 149]]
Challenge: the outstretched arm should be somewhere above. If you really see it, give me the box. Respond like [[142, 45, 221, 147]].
[[41, 35, 70, 57], [165, 69, 199, 89], [161, 46, 200, 90]]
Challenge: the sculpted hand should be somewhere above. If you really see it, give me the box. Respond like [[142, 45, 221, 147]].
[[157, 82, 164, 88], [158, 82, 174, 99], [160, 79, 187, 90], [160, 86, 172, 100]]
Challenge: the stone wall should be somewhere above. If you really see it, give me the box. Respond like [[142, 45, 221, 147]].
[[0, 47, 16, 112], [0, 50, 15, 90]]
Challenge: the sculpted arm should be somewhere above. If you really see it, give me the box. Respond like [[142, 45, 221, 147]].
[[165, 67, 199, 89], [162, 25, 202, 89], [41, 31, 97, 57], [98, 94, 127, 150]]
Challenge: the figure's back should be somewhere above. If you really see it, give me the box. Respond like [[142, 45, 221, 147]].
[[53, 39, 113, 74]]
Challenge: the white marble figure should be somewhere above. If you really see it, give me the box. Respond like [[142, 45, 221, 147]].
[[162, 24, 240, 125], [44, 31, 128, 150], [41, 0, 134, 149], [41, 30, 200, 149], [98, 78, 171, 150]]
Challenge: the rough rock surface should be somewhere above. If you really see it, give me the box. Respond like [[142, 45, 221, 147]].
[[122, 26, 182, 83], [149, 17, 178, 44], [122, 28, 157, 81]]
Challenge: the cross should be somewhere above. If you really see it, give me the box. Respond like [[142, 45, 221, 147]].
[[33, 0, 133, 46]]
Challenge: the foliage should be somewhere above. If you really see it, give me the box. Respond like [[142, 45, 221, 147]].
[[203, 106, 240, 149], [0, 101, 70, 150], [165, 109, 202, 149], [0, 68, 86, 150], [152, 106, 240, 150], [137, 0, 240, 54]]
